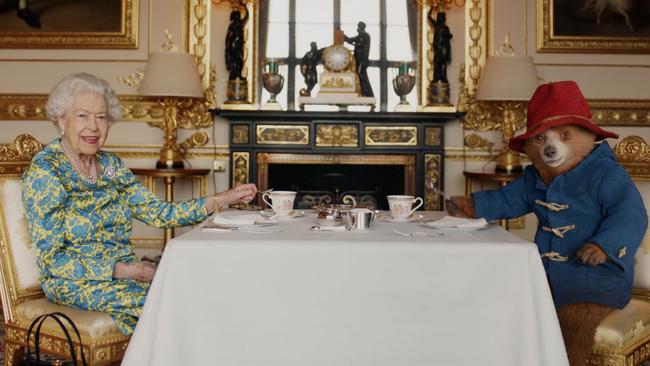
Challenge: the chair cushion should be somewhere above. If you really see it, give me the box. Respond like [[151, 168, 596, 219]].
[[594, 298, 650, 347], [634, 224, 650, 289], [15, 298, 122, 339], [0, 178, 41, 290]]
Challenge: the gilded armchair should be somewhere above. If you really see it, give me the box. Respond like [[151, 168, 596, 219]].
[[0, 134, 130, 366], [589, 135, 650, 365]]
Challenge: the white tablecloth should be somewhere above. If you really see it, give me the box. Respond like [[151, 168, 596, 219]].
[[123, 211, 568, 366]]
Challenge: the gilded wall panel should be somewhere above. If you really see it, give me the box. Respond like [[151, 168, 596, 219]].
[[232, 152, 250, 186], [424, 127, 441, 147], [365, 126, 418, 146], [315, 124, 358, 147], [232, 125, 250, 144], [256, 125, 309, 145]]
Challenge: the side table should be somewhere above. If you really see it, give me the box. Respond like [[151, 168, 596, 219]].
[[463, 170, 523, 230], [131, 168, 210, 246]]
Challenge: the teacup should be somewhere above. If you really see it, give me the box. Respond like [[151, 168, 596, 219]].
[[386, 195, 423, 220], [262, 190, 297, 215]]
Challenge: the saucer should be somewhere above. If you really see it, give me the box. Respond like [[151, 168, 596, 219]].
[[260, 209, 305, 220], [377, 213, 423, 223]]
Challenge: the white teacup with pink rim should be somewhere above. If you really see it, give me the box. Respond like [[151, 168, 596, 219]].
[[386, 195, 423, 221], [262, 190, 297, 216]]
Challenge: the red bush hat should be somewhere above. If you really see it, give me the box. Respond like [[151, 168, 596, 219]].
[[508, 80, 618, 153]]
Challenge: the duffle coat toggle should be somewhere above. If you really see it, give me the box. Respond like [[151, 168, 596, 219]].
[[541, 251, 568, 262], [535, 199, 569, 212], [542, 224, 576, 238]]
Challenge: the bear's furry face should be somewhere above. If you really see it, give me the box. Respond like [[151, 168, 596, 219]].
[[523, 125, 597, 185]]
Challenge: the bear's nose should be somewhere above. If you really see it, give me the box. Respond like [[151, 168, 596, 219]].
[[544, 145, 557, 159]]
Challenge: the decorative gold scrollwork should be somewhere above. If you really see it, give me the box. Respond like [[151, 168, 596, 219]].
[[232, 152, 250, 186], [315, 124, 358, 147], [365, 126, 418, 146], [256, 125, 309, 145], [424, 154, 442, 210], [232, 125, 250, 144], [0, 134, 43, 163], [424, 127, 441, 146]]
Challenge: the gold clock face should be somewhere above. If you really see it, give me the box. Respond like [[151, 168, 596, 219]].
[[323, 45, 352, 72]]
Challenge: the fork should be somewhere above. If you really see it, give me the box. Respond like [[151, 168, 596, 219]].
[[393, 229, 444, 237]]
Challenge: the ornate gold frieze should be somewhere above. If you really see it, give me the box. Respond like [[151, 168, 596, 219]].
[[364, 126, 418, 146], [315, 124, 358, 147], [464, 133, 494, 152], [0, 94, 163, 122], [424, 127, 441, 146], [232, 125, 250, 144], [590, 100, 650, 126], [232, 152, 250, 185], [424, 154, 442, 210], [256, 125, 309, 145]]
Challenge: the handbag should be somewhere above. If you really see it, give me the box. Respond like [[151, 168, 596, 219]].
[[20, 312, 88, 366]]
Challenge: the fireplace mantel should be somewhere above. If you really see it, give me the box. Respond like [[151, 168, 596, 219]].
[[214, 110, 462, 210]]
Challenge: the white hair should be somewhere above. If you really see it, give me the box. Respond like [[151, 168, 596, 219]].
[[45, 73, 123, 124]]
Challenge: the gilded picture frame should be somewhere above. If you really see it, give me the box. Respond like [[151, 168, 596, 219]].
[[0, 0, 138, 49], [537, 0, 650, 53]]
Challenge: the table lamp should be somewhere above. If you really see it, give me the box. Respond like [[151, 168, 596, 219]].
[[475, 36, 539, 173], [139, 50, 208, 169]]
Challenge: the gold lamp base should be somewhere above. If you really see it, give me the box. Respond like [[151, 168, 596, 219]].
[[153, 97, 210, 170], [495, 148, 523, 174], [156, 147, 185, 169]]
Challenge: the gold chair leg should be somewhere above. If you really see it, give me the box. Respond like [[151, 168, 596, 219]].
[[4, 341, 24, 366]]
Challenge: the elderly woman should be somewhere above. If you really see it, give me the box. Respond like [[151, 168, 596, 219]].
[[21, 73, 256, 335]]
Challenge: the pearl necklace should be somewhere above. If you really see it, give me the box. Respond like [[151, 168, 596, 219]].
[[61, 140, 98, 184]]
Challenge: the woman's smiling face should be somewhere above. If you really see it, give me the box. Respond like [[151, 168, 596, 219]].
[[58, 91, 110, 157]]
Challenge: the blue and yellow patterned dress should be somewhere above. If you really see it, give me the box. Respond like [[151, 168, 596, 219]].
[[21, 138, 208, 334]]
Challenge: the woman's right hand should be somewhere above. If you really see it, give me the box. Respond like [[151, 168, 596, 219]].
[[113, 261, 157, 283]]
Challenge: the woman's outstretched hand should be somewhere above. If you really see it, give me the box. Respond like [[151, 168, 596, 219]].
[[209, 183, 258, 213], [113, 261, 157, 283]]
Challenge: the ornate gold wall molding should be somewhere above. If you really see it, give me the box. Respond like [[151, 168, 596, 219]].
[[0, 94, 162, 122], [590, 100, 650, 126]]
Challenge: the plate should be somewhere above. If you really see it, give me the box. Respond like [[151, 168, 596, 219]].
[[316, 217, 344, 226], [377, 213, 423, 223], [421, 217, 489, 231], [260, 209, 305, 220], [212, 212, 277, 227]]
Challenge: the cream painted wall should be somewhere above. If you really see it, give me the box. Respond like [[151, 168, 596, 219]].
[[1, 0, 649, 246]]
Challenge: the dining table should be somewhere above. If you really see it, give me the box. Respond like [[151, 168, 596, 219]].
[[122, 210, 569, 366]]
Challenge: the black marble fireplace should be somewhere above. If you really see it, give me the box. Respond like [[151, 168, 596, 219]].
[[215, 110, 461, 210]]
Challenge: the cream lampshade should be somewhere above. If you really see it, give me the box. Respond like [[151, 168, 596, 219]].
[[139, 52, 204, 98], [139, 51, 205, 169], [475, 42, 538, 173]]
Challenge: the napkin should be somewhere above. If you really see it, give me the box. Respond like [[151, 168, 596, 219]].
[[428, 216, 488, 229], [213, 212, 265, 226]]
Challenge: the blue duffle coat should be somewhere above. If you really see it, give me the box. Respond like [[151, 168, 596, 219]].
[[473, 143, 647, 309]]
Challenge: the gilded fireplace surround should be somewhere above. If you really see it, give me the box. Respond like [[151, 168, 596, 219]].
[[217, 110, 460, 210]]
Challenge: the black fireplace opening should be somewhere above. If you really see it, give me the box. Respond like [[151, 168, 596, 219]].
[[268, 164, 405, 210]]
